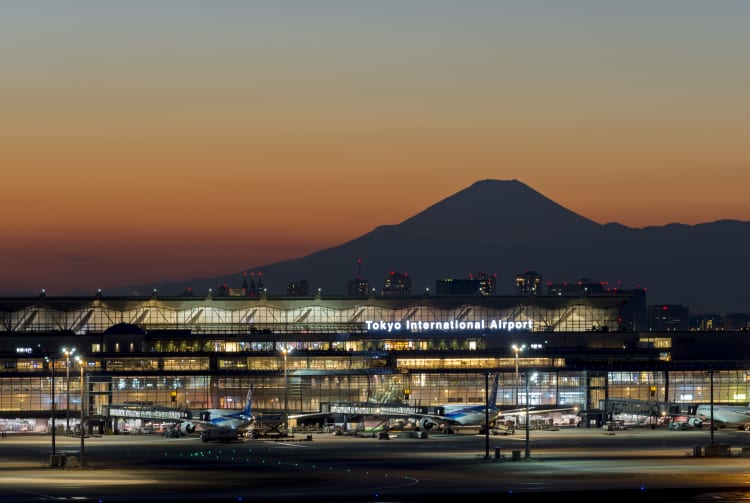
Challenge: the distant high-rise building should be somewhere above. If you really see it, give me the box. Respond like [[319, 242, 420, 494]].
[[691, 313, 724, 331], [255, 272, 265, 296], [435, 278, 480, 296], [473, 272, 497, 296], [435, 272, 496, 296], [348, 258, 369, 296], [515, 270, 542, 296], [721, 313, 750, 331], [547, 278, 605, 296], [242, 271, 262, 297], [287, 280, 309, 297], [348, 277, 369, 296], [382, 271, 411, 297], [648, 304, 690, 331], [215, 279, 248, 297], [615, 288, 648, 332]]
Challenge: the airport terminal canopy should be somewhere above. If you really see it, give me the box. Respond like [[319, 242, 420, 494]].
[[0, 292, 632, 336]]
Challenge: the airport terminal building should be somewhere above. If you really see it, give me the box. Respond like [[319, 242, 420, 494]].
[[1, 290, 749, 433]]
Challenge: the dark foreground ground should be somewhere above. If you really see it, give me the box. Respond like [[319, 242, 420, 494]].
[[2, 427, 750, 502]]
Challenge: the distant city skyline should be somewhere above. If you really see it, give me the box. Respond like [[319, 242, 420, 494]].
[[2, 1, 749, 295]]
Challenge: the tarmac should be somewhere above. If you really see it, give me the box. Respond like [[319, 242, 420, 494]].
[[2, 426, 750, 502]]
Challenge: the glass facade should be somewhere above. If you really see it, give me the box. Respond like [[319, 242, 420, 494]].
[[0, 293, 746, 432]]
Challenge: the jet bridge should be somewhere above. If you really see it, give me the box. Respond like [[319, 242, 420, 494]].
[[104, 403, 192, 433], [325, 402, 428, 417]]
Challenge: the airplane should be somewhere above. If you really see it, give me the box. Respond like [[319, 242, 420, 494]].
[[389, 374, 573, 433], [286, 374, 508, 433], [412, 373, 506, 431], [170, 386, 256, 437], [686, 403, 750, 431], [289, 373, 572, 434]]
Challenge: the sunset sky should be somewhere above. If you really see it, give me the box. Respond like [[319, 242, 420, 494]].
[[2, 1, 749, 295]]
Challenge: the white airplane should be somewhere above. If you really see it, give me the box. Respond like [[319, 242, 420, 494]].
[[173, 387, 255, 436], [688, 403, 750, 430], [289, 374, 509, 432], [290, 374, 571, 433], [413, 373, 505, 431], [407, 374, 572, 432]]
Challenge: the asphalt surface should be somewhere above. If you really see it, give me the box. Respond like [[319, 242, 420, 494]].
[[2, 427, 750, 502]]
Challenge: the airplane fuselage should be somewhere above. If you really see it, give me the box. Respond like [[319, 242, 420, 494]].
[[441, 405, 495, 426], [176, 387, 255, 435], [695, 404, 750, 430]]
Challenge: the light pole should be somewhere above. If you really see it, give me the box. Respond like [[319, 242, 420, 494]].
[[512, 344, 524, 407], [282, 347, 292, 418], [524, 372, 537, 460], [709, 369, 715, 446], [76, 356, 86, 467], [484, 372, 490, 459], [63, 347, 75, 432], [45, 356, 56, 456]]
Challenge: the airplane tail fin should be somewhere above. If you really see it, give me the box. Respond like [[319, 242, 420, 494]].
[[243, 385, 253, 419]]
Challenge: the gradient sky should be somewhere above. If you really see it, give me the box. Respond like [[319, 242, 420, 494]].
[[2, 1, 749, 295]]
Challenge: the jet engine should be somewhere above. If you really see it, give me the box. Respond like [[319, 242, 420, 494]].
[[688, 417, 703, 428], [418, 417, 436, 431], [180, 422, 197, 434]]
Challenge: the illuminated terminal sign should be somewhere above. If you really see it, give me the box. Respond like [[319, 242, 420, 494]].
[[364, 319, 533, 333]]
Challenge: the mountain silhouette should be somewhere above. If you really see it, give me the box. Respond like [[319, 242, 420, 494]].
[[110, 179, 750, 315]]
